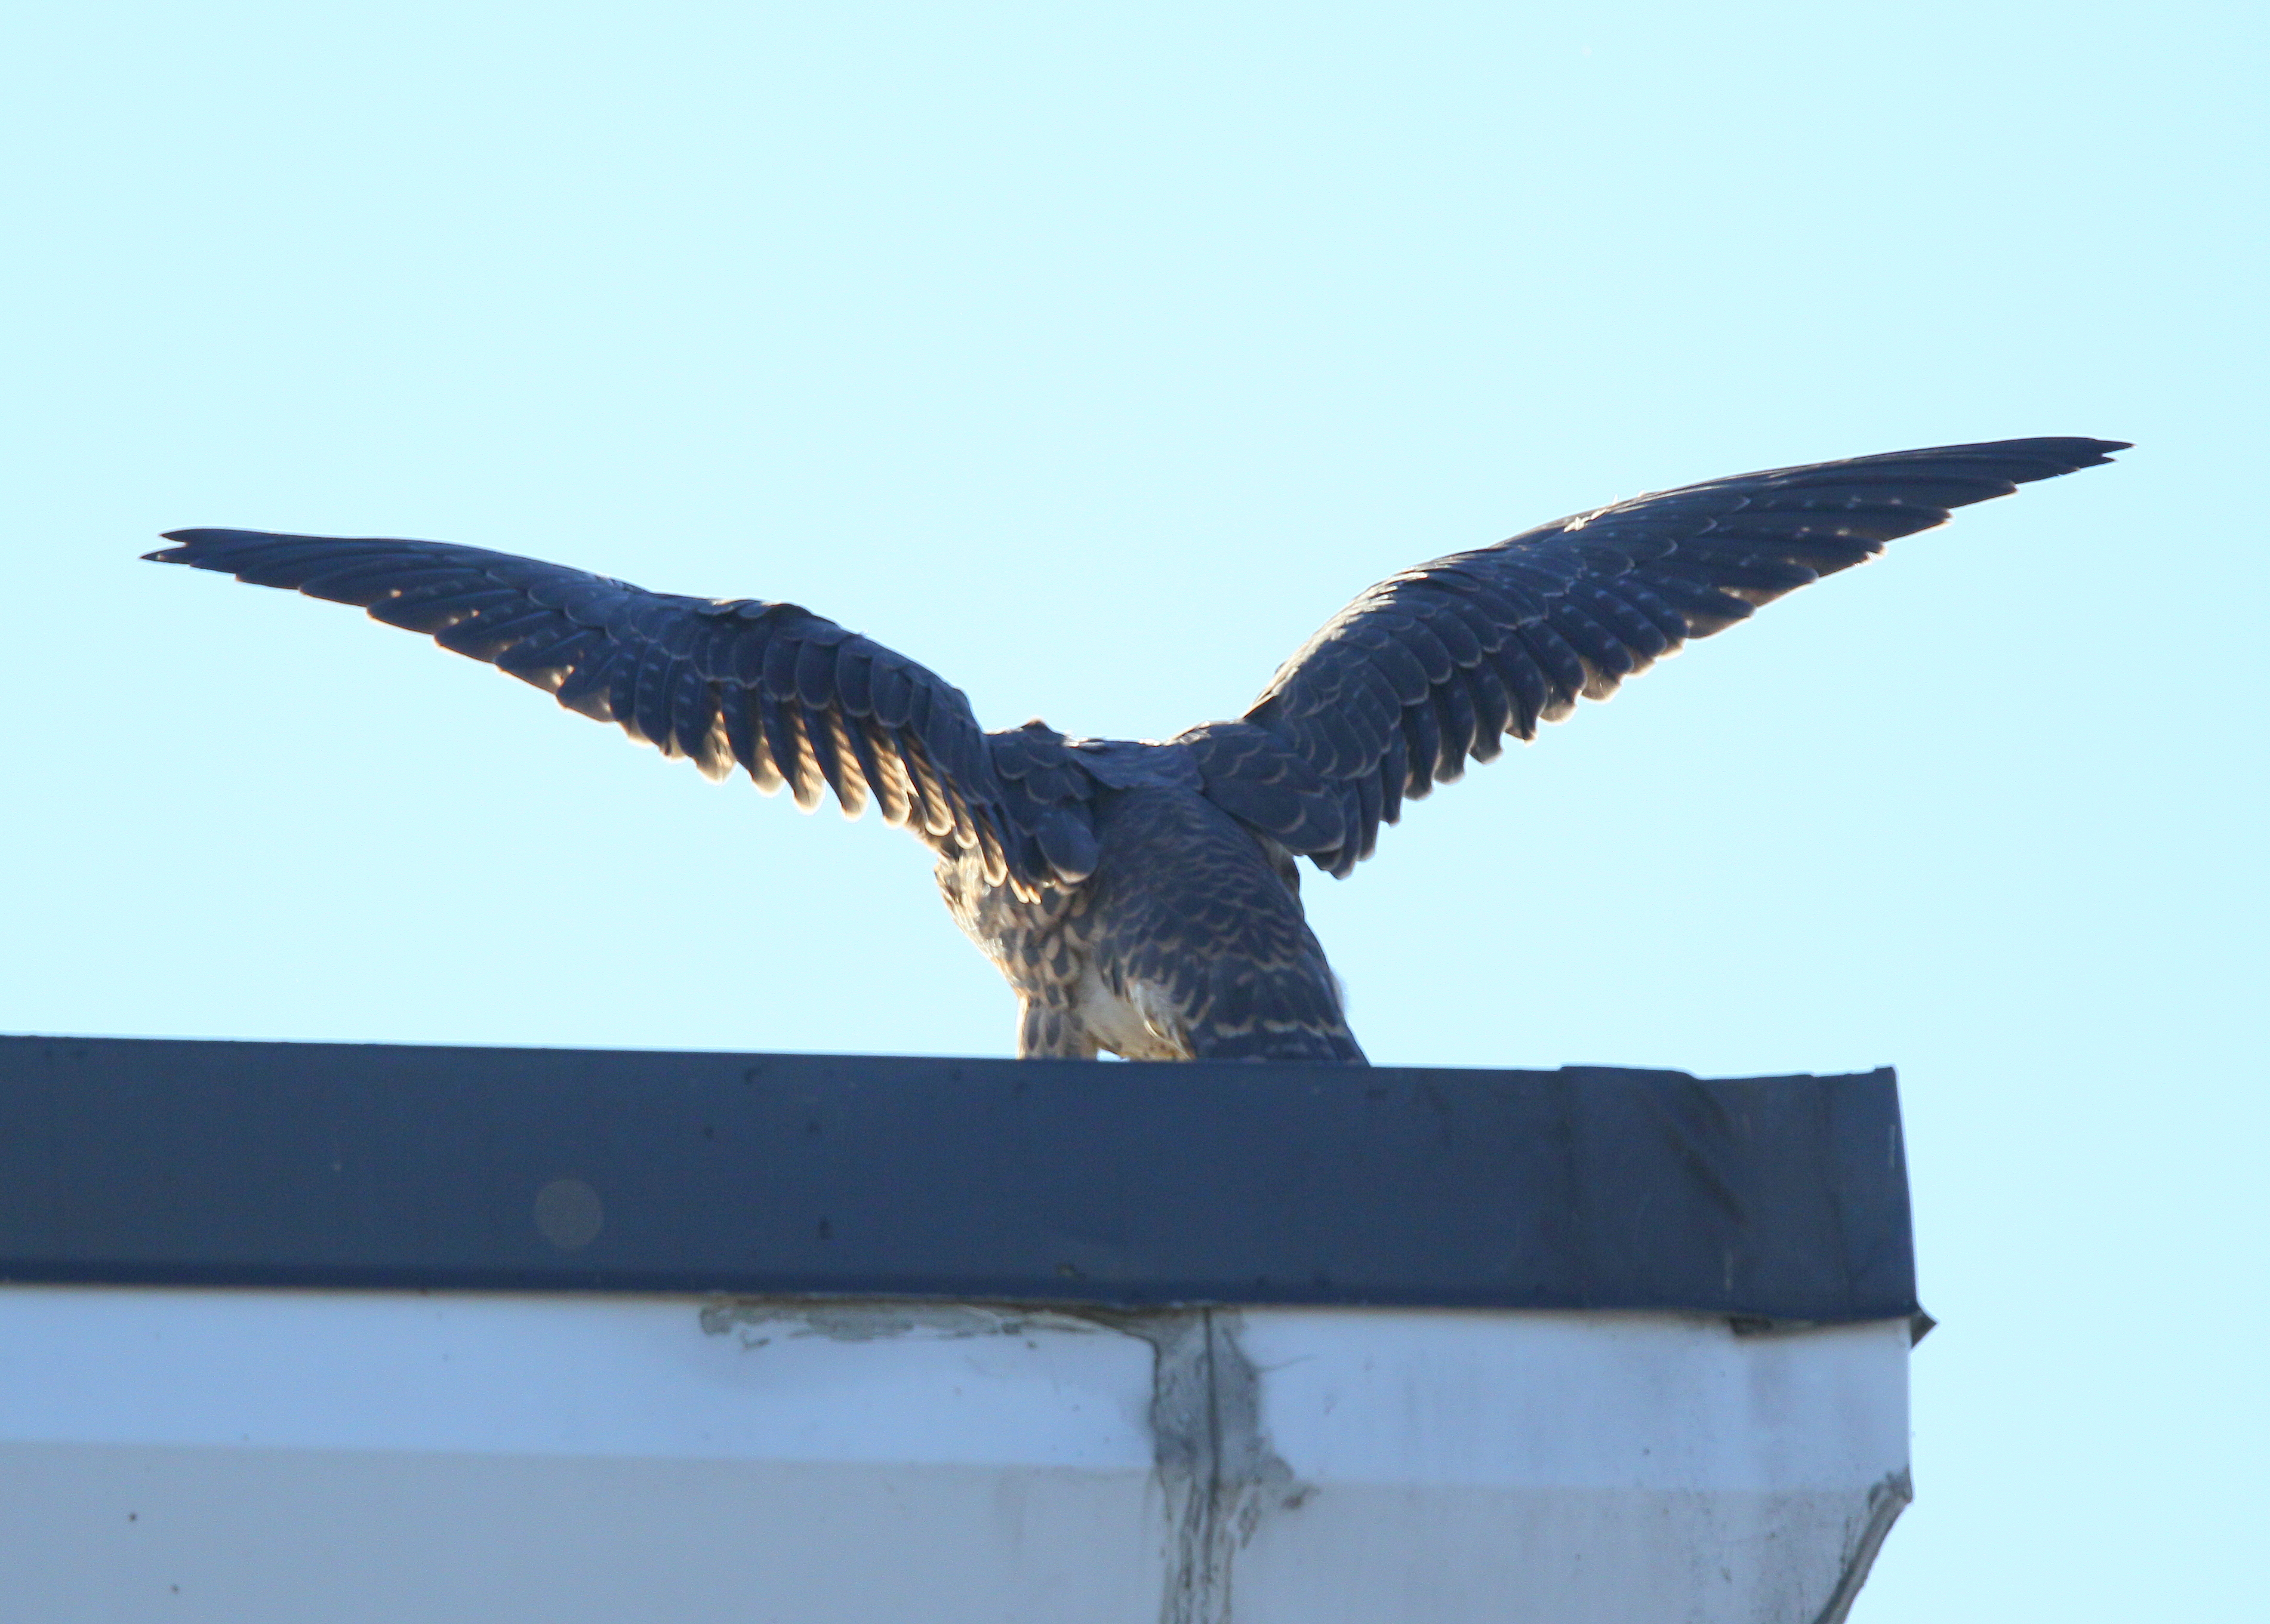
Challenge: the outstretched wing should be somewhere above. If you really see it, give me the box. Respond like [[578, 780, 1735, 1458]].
[[1236, 437, 2127, 878], [146, 529, 1032, 889]]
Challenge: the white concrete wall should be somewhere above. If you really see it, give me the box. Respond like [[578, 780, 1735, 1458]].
[[0, 1286, 1908, 1622]]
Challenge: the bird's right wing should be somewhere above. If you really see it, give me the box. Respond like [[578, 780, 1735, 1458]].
[[1228, 437, 2126, 877], [147, 529, 1038, 889]]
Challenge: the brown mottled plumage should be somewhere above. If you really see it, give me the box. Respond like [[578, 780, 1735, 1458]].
[[147, 437, 2124, 1062]]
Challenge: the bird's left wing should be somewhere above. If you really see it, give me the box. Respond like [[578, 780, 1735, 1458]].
[[147, 529, 1030, 888], [1221, 437, 2126, 877]]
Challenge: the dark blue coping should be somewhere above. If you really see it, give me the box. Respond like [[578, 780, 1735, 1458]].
[[0, 1035, 1916, 1323]]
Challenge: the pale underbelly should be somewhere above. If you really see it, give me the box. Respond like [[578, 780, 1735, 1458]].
[[1071, 965, 1191, 1061]]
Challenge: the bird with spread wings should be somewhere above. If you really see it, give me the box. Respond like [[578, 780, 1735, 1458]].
[[150, 436, 2124, 1064]]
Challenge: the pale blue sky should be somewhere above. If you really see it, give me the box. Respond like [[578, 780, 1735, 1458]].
[[3, 2, 2262, 1614]]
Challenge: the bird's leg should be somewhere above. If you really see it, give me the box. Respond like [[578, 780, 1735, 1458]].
[[1017, 999, 1099, 1060]]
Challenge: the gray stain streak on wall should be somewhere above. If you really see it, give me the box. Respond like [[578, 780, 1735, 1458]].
[[699, 1299, 1310, 1623], [1812, 1468, 1912, 1624], [1089, 1309, 1311, 1624]]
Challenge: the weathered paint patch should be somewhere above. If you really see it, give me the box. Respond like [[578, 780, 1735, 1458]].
[[1091, 1309, 1312, 1624], [695, 1300, 1311, 1622], [699, 1299, 1104, 1346]]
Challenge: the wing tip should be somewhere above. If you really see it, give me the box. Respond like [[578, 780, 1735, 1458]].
[[2056, 436, 2132, 467], [146, 528, 257, 566], [1977, 435, 2130, 481], [145, 528, 199, 564]]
